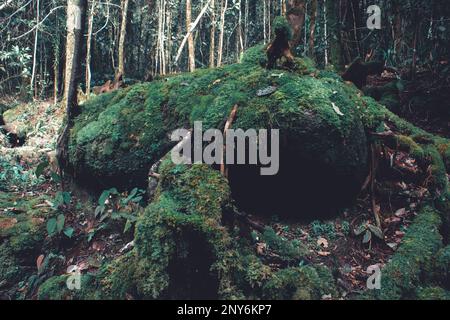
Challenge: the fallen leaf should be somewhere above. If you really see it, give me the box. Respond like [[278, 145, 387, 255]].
[[318, 251, 331, 257], [395, 208, 406, 217], [0, 218, 18, 230], [256, 243, 267, 255], [331, 102, 344, 116], [317, 237, 329, 248], [36, 255, 45, 271]]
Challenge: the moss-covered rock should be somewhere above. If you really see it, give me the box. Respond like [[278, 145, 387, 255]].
[[378, 206, 443, 300], [434, 246, 450, 289], [416, 286, 450, 300], [69, 45, 372, 216], [0, 193, 50, 294], [262, 265, 337, 300]]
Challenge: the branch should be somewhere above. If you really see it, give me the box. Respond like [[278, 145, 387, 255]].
[[0, 0, 13, 12], [173, 0, 213, 65], [10, 5, 65, 41]]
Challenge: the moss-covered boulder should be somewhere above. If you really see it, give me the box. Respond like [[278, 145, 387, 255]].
[[68, 45, 372, 216], [434, 246, 450, 289], [262, 266, 337, 300], [0, 193, 50, 297], [378, 207, 443, 300]]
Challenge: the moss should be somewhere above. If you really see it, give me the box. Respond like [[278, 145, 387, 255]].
[[262, 265, 337, 300], [272, 16, 292, 41], [396, 135, 425, 160], [37, 273, 104, 300], [378, 207, 443, 300], [69, 45, 370, 215], [102, 164, 245, 299], [416, 286, 450, 300], [434, 246, 450, 289]]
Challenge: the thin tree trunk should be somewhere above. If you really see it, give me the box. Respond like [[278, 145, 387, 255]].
[[237, 0, 243, 62], [58, 0, 88, 183], [117, 0, 129, 79], [85, 0, 96, 95], [323, 0, 328, 66], [63, 0, 88, 120], [53, 41, 60, 104], [309, 0, 317, 58], [174, 0, 213, 66], [217, 0, 227, 66], [281, 0, 287, 16], [209, 0, 216, 67], [186, 0, 195, 71], [31, 0, 40, 99]]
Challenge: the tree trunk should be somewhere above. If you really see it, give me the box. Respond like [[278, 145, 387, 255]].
[[117, 0, 129, 80], [308, 0, 317, 58], [85, 0, 96, 95], [186, 0, 195, 71], [31, 0, 40, 99], [58, 0, 87, 183], [63, 0, 87, 119], [217, 0, 228, 67], [325, 0, 344, 69], [281, 0, 287, 16], [286, 0, 306, 50], [209, 0, 216, 68], [236, 0, 243, 62]]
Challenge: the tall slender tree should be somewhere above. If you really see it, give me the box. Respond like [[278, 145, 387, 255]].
[[217, 0, 228, 67], [58, 0, 88, 181], [209, 0, 216, 68], [85, 0, 96, 95], [117, 0, 129, 80], [186, 0, 195, 71]]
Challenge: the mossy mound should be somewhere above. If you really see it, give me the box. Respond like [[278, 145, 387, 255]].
[[0, 193, 50, 296], [262, 266, 337, 300], [36, 162, 338, 300], [377, 207, 443, 300], [69, 45, 372, 216]]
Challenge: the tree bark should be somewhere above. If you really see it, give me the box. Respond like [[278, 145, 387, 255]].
[[173, 0, 212, 66], [58, 0, 87, 183], [117, 0, 129, 80], [186, 0, 195, 72], [217, 0, 228, 67], [308, 0, 317, 58], [85, 0, 96, 95], [286, 0, 306, 50], [209, 0, 216, 68], [31, 0, 40, 99], [63, 0, 87, 120]]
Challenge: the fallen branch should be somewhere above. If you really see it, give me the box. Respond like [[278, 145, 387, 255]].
[[173, 0, 213, 66]]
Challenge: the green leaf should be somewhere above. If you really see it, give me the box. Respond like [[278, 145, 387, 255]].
[[131, 196, 143, 203], [56, 214, 65, 233], [95, 205, 105, 218], [62, 192, 71, 205], [50, 171, 61, 183], [98, 190, 111, 206], [46, 218, 57, 236], [368, 225, 384, 240], [123, 220, 133, 234], [354, 225, 367, 236], [63, 227, 74, 238], [35, 161, 49, 178], [363, 230, 372, 244]]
